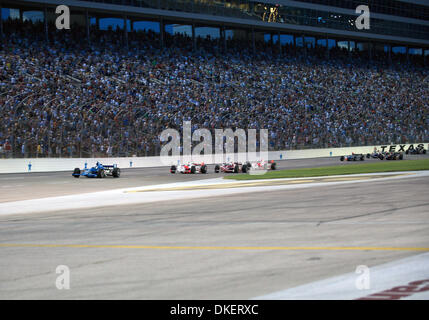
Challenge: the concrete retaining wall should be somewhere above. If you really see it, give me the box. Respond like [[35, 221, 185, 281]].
[[0, 142, 427, 174]]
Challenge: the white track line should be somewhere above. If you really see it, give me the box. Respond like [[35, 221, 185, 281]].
[[253, 252, 429, 300], [0, 171, 428, 216]]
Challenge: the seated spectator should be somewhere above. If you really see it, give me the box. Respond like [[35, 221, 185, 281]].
[[0, 18, 427, 158]]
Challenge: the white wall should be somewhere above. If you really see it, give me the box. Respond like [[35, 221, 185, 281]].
[[0, 142, 427, 174]]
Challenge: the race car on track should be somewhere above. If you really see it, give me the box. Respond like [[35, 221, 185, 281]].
[[366, 149, 385, 160], [245, 159, 277, 172], [73, 162, 120, 178], [384, 152, 404, 160], [405, 145, 427, 155], [214, 160, 277, 173], [340, 153, 365, 161], [170, 162, 207, 174], [214, 162, 249, 173]]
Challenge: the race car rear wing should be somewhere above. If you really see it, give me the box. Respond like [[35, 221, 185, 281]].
[[102, 164, 118, 168]]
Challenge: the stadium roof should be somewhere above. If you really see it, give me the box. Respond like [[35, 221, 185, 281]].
[[2, 0, 429, 48]]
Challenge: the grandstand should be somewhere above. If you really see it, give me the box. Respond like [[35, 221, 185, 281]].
[[0, 0, 428, 158]]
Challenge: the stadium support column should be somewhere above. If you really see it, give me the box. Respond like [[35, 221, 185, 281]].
[[423, 49, 427, 66], [278, 32, 282, 56], [251, 27, 255, 55], [44, 7, 48, 43], [192, 23, 196, 52], [302, 34, 307, 58], [123, 15, 128, 50], [406, 46, 409, 64], [348, 40, 351, 59], [368, 42, 372, 61], [222, 26, 227, 53], [0, 5, 3, 39], [388, 44, 392, 65], [293, 34, 297, 56], [325, 35, 329, 59], [160, 18, 164, 48], [85, 10, 90, 46], [224, 27, 227, 52]]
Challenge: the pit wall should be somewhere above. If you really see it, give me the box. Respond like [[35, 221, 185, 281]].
[[0, 142, 427, 174]]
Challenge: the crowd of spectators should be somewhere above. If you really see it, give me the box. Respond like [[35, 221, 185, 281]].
[[0, 19, 428, 158]]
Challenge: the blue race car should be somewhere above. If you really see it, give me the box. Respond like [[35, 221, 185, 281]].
[[340, 153, 365, 162], [72, 162, 120, 178], [366, 150, 385, 160]]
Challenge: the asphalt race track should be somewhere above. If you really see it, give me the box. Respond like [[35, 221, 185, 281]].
[[1, 155, 428, 203], [0, 155, 428, 299]]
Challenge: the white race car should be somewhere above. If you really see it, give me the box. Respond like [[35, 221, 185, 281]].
[[170, 162, 208, 174]]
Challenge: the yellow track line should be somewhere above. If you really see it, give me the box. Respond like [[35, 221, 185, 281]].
[[0, 244, 428, 252], [125, 173, 410, 193]]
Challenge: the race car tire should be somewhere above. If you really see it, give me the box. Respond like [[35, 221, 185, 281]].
[[112, 168, 121, 178], [360, 156, 364, 161], [423, 150, 427, 154], [340, 156, 345, 162], [191, 166, 196, 174], [379, 154, 384, 160], [73, 168, 80, 178], [242, 164, 247, 173], [399, 154, 403, 160], [366, 154, 370, 159], [271, 162, 277, 170], [201, 165, 207, 174], [170, 165, 176, 174], [234, 165, 239, 173], [97, 169, 106, 178], [214, 165, 220, 173], [405, 150, 409, 155]]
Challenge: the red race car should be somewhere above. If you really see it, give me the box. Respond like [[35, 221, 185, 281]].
[[214, 162, 249, 173]]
